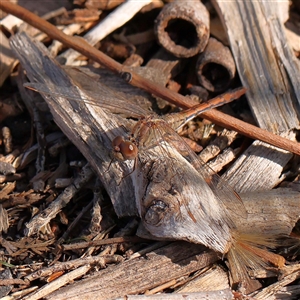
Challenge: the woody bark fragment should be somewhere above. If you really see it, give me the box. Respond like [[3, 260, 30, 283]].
[[196, 37, 236, 92], [154, 0, 209, 58]]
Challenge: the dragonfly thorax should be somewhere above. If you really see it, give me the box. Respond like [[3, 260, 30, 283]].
[[132, 115, 167, 149]]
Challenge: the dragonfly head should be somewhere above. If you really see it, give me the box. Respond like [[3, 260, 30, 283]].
[[112, 136, 138, 161]]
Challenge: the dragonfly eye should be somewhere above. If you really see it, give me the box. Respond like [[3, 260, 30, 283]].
[[112, 136, 124, 148], [119, 140, 138, 160], [145, 200, 168, 226]]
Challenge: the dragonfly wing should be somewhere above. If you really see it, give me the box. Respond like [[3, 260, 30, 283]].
[[154, 121, 248, 220], [24, 81, 149, 118], [203, 172, 247, 219], [65, 66, 155, 113]]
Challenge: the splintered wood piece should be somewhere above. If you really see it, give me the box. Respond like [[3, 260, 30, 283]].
[[252, 268, 300, 299], [0, 182, 16, 199], [23, 265, 91, 300], [25, 255, 123, 282], [0, 13, 23, 31], [207, 147, 238, 173], [83, 0, 125, 11], [55, 8, 101, 25], [198, 129, 238, 163], [44, 242, 218, 300]]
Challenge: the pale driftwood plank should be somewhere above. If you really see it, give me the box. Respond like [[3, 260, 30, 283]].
[[58, 0, 153, 65]]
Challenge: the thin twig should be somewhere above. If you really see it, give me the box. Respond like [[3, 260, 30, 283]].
[[0, 278, 28, 286], [25, 255, 124, 282], [1, 2, 300, 155]]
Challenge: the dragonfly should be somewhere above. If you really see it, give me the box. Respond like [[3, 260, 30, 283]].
[[25, 77, 245, 166], [24, 71, 247, 254]]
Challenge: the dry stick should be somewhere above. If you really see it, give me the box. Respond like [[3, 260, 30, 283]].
[[1, 2, 300, 156], [62, 236, 147, 251]]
